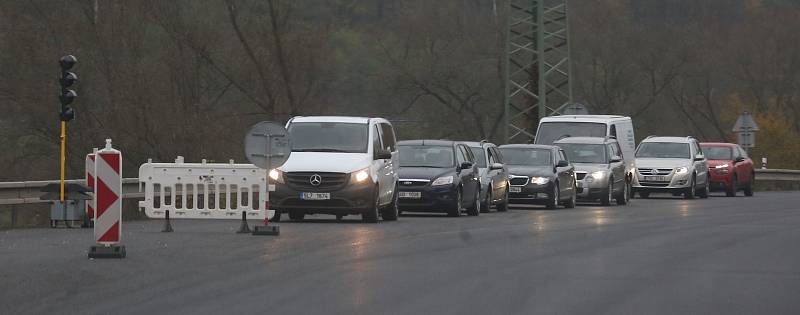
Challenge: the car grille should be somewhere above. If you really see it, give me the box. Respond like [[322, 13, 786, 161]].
[[575, 172, 587, 180], [285, 172, 349, 191], [509, 176, 529, 186], [637, 168, 673, 176], [399, 180, 430, 187]]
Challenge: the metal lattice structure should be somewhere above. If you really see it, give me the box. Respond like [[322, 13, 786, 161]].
[[504, 0, 573, 143]]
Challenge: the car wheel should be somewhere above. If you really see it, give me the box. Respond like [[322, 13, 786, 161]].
[[698, 179, 709, 199], [271, 211, 282, 222], [564, 180, 576, 209], [448, 188, 462, 217], [289, 211, 305, 222], [616, 180, 630, 205], [496, 188, 509, 212], [744, 173, 755, 196], [726, 175, 737, 197], [639, 191, 650, 199], [600, 178, 613, 206], [480, 186, 492, 213], [546, 181, 559, 209], [684, 176, 696, 199], [362, 188, 380, 223], [380, 188, 399, 221], [467, 189, 480, 216]]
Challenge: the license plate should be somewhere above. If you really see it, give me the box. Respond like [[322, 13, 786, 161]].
[[509, 186, 522, 193], [399, 192, 422, 199], [301, 192, 330, 200], [644, 176, 668, 182]]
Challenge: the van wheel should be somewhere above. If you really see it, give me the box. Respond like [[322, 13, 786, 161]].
[[289, 211, 305, 221], [363, 188, 380, 223], [380, 188, 399, 221], [448, 188, 462, 217]]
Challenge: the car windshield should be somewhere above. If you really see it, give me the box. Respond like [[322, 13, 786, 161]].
[[558, 143, 607, 164], [469, 147, 487, 168], [636, 142, 690, 159], [399, 146, 454, 168], [535, 122, 607, 145], [702, 146, 732, 160], [498, 148, 552, 166], [288, 122, 368, 153]]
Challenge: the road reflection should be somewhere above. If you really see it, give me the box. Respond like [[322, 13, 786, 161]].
[[678, 202, 690, 217], [593, 209, 608, 226], [350, 227, 371, 307]]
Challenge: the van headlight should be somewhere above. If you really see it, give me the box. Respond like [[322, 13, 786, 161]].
[[531, 177, 550, 185], [675, 167, 689, 175], [269, 169, 284, 183], [432, 176, 454, 186], [353, 168, 370, 182]]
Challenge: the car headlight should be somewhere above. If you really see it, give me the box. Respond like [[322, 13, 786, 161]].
[[268, 169, 284, 183], [715, 164, 729, 169], [432, 176, 454, 186], [591, 171, 606, 179], [353, 168, 370, 182], [531, 177, 550, 185], [675, 167, 689, 174]]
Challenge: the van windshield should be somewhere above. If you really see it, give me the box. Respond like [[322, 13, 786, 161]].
[[399, 146, 455, 168], [498, 148, 552, 167], [535, 122, 607, 145], [636, 142, 690, 159], [558, 143, 607, 164], [288, 122, 369, 153]]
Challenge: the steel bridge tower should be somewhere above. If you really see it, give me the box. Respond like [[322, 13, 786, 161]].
[[504, 0, 573, 143]]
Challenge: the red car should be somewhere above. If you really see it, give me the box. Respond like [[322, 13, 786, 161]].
[[700, 143, 755, 197]]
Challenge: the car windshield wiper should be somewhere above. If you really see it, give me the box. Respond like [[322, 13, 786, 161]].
[[293, 148, 352, 153]]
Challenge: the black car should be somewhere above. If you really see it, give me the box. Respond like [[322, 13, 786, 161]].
[[396, 140, 481, 216], [497, 144, 577, 209]]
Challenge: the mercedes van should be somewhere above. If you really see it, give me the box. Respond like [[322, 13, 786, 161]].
[[269, 116, 400, 223]]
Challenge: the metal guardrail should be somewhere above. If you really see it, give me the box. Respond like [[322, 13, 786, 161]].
[[1, 169, 798, 206]]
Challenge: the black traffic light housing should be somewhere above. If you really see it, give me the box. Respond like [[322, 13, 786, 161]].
[[59, 55, 78, 122]]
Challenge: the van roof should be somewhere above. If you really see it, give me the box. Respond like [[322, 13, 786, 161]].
[[498, 144, 556, 150], [290, 116, 376, 124], [539, 115, 631, 123], [554, 137, 613, 145]]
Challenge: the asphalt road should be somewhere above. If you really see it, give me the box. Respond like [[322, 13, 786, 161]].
[[1, 191, 799, 314]]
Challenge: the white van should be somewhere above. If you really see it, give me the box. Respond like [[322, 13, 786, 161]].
[[269, 116, 400, 223], [534, 115, 636, 179]]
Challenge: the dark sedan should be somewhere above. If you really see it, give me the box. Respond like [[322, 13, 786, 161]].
[[396, 140, 481, 216], [498, 144, 576, 209]]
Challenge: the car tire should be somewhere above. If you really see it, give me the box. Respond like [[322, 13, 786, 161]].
[[467, 189, 480, 216], [684, 176, 696, 199], [289, 211, 305, 222], [546, 181, 559, 209], [639, 191, 650, 199], [496, 188, 509, 212], [448, 188, 462, 217], [380, 188, 399, 221], [480, 186, 492, 213], [744, 173, 755, 196], [362, 188, 380, 223], [616, 181, 630, 205], [726, 175, 737, 197], [564, 180, 576, 209], [271, 211, 282, 222], [600, 178, 613, 206], [698, 179, 709, 199]]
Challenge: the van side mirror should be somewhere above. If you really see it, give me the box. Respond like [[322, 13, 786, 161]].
[[694, 154, 705, 161], [375, 149, 392, 160], [459, 161, 473, 170], [610, 155, 622, 163], [489, 163, 504, 170], [556, 160, 569, 167]]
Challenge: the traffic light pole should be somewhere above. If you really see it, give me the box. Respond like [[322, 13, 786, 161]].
[[60, 121, 66, 203], [57, 54, 78, 227]]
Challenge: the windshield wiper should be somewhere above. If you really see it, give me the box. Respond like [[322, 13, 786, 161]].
[[293, 148, 351, 153]]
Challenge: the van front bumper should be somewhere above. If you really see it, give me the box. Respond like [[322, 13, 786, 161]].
[[270, 180, 376, 215]]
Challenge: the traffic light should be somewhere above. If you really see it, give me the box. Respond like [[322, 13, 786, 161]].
[[59, 55, 78, 122]]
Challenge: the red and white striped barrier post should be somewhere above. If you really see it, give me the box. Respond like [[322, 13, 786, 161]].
[[82, 148, 97, 228], [88, 139, 126, 259]]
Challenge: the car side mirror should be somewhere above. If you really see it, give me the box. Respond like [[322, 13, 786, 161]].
[[489, 162, 504, 170], [375, 149, 392, 160], [556, 160, 569, 167], [610, 155, 622, 163], [734, 156, 745, 163], [459, 161, 473, 170], [694, 154, 705, 161]]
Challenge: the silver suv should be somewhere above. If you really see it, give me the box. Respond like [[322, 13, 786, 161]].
[[555, 137, 630, 205], [632, 136, 709, 199]]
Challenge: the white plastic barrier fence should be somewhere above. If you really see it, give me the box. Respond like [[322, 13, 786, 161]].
[[138, 157, 273, 220]]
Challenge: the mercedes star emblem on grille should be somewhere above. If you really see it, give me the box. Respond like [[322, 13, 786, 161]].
[[309, 174, 322, 186], [650, 169, 659, 175]]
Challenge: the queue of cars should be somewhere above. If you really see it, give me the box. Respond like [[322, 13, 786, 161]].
[[268, 115, 754, 223]]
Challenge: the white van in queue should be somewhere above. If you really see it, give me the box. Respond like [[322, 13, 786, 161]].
[[269, 116, 400, 223], [534, 115, 636, 184]]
